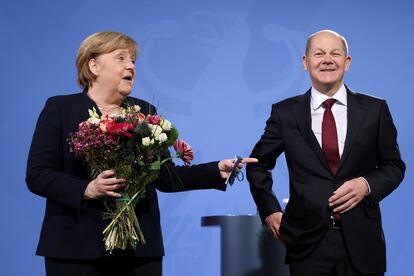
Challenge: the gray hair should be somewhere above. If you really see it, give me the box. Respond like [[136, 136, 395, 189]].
[[305, 29, 349, 56]]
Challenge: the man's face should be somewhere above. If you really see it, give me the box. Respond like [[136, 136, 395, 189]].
[[303, 32, 351, 94]]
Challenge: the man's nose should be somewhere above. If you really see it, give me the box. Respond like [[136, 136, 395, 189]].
[[322, 54, 334, 64]]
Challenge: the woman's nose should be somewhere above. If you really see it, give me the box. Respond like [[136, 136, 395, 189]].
[[126, 60, 135, 69]]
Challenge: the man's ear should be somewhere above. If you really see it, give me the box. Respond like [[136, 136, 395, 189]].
[[302, 55, 309, 71], [89, 58, 99, 76], [344, 55, 352, 72]]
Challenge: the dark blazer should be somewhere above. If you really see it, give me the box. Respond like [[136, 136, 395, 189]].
[[247, 87, 405, 274], [26, 92, 226, 259]]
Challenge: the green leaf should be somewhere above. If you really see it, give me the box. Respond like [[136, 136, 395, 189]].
[[150, 160, 161, 170], [165, 126, 179, 146]]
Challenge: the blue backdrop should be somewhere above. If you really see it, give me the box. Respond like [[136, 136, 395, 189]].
[[1, 0, 412, 275]]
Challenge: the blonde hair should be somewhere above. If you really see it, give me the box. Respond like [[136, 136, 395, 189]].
[[76, 31, 138, 88]]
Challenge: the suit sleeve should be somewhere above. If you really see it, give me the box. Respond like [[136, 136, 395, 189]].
[[363, 101, 405, 206], [26, 97, 89, 210], [155, 160, 227, 192], [145, 104, 226, 192], [247, 104, 285, 223]]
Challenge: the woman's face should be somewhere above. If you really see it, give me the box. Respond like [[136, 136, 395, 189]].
[[90, 48, 135, 97]]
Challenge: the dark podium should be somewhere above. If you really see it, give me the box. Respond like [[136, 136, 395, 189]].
[[201, 215, 289, 276]]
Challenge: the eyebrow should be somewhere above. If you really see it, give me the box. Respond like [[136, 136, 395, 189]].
[[313, 48, 344, 53], [116, 50, 130, 55]]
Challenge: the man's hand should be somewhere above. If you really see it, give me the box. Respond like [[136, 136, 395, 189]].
[[218, 157, 258, 179], [329, 177, 369, 213], [84, 170, 126, 200], [266, 212, 283, 240]]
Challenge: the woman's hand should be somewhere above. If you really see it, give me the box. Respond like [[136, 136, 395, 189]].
[[218, 157, 258, 179], [84, 170, 126, 200]]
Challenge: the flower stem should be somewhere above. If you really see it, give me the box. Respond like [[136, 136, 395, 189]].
[[102, 185, 146, 235]]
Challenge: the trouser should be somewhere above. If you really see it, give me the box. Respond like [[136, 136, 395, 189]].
[[288, 229, 384, 276], [45, 256, 162, 276]]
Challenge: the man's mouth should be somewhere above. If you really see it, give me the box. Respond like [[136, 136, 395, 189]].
[[320, 69, 336, 72]]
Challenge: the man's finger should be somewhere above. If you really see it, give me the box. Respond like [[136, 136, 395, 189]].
[[334, 198, 355, 213], [329, 185, 351, 202], [342, 202, 358, 213], [330, 192, 352, 207], [267, 225, 276, 238]]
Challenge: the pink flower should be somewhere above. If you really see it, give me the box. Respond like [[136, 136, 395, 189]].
[[173, 140, 194, 165], [147, 115, 161, 125]]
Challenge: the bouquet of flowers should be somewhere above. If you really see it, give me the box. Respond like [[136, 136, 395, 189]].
[[68, 104, 193, 252]]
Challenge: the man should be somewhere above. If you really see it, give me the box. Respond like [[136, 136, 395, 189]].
[[247, 30, 405, 276]]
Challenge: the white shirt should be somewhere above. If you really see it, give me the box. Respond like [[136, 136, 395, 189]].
[[310, 84, 370, 193], [310, 85, 347, 157]]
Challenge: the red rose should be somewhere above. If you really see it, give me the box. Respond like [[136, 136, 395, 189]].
[[147, 115, 161, 125], [106, 121, 135, 138]]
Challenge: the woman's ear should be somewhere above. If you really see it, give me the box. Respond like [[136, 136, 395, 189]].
[[89, 58, 99, 76]]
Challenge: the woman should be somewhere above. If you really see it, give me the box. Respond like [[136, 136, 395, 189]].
[[26, 31, 255, 276]]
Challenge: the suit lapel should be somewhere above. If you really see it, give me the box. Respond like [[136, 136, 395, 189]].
[[337, 88, 367, 173], [292, 90, 331, 172]]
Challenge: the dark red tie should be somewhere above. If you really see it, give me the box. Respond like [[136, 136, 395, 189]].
[[322, 99, 340, 176]]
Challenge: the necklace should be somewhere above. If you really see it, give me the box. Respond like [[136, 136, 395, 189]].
[[97, 106, 122, 112]]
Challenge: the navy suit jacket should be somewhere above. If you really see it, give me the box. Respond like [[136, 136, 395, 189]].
[[26, 92, 226, 259], [247, 87, 405, 274]]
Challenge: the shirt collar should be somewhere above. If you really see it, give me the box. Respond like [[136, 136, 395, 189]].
[[311, 84, 347, 110]]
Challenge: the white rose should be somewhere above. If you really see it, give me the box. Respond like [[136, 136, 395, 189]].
[[161, 119, 172, 131], [157, 133, 168, 143], [142, 137, 151, 146], [150, 124, 163, 137], [134, 105, 141, 112], [87, 117, 100, 125]]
